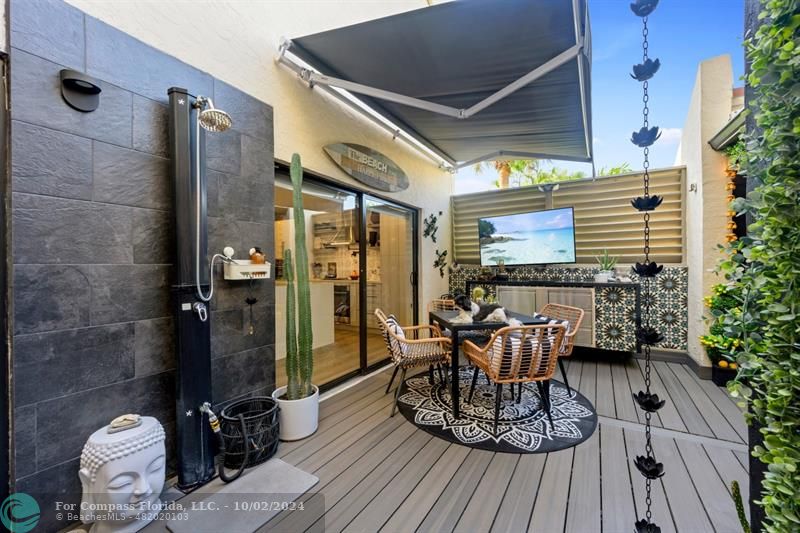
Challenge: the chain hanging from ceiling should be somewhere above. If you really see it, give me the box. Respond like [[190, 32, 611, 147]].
[[629, 1, 666, 532]]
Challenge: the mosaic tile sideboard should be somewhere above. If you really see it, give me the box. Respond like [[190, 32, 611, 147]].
[[447, 266, 688, 352]]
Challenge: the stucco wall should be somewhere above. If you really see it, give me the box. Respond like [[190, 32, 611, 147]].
[[675, 55, 733, 366], [65, 0, 453, 311]]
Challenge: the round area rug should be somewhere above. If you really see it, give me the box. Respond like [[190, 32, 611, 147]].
[[397, 367, 597, 453]]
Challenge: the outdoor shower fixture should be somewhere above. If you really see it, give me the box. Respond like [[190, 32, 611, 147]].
[[193, 96, 233, 305], [167, 88, 233, 490]]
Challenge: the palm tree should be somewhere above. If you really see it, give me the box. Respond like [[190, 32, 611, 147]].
[[473, 159, 541, 189]]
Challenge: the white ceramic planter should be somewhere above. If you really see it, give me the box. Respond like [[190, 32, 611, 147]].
[[594, 271, 610, 283], [272, 385, 319, 441]]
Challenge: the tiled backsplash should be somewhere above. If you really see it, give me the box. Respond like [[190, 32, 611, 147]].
[[449, 265, 688, 351]]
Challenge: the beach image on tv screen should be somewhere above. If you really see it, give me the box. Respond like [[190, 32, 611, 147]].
[[478, 207, 576, 266]]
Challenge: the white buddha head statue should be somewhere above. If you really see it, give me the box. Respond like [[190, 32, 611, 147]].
[[79, 415, 166, 532]]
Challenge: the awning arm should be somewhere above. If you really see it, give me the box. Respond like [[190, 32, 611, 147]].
[[574, 0, 592, 159], [275, 39, 457, 169], [277, 37, 582, 120]]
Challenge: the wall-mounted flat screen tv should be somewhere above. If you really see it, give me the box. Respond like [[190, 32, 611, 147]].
[[478, 207, 576, 266]]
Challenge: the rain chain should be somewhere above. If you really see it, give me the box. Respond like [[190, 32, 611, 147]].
[[629, 1, 666, 532]]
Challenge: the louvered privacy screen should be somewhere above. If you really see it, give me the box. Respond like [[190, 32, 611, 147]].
[[451, 167, 685, 264]]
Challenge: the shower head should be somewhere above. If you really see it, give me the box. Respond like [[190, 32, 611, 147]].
[[194, 96, 232, 132]]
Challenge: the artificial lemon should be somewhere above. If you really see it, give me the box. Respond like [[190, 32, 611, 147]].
[[718, 360, 729, 368], [729, 363, 738, 370]]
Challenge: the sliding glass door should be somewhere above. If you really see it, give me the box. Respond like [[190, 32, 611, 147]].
[[274, 169, 418, 389], [364, 196, 415, 366], [274, 174, 361, 386]]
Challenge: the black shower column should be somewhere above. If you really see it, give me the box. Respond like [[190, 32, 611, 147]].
[[167, 87, 216, 489]]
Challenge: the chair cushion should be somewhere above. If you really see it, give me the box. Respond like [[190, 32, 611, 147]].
[[533, 313, 570, 353], [385, 314, 407, 354]]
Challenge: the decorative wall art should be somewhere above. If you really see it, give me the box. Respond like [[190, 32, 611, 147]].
[[423, 211, 443, 243]]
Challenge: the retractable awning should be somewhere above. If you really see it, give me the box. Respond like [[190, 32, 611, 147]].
[[276, 0, 592, 169]]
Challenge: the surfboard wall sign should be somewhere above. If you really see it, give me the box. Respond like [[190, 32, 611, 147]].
[[323, 143, 409, 192]]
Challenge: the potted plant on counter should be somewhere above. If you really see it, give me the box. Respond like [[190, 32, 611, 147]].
[[594, 249, 618, 282], [272, 154, 318, 441]]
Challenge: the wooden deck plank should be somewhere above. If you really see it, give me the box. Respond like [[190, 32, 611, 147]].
[[625, 358, 663, 427], [638, 359, 687, 433], [705, 445, 750, 521], [235, 361, 753, 533], [652, 434, 714, 532], [277, 374, 390, 458], [611, 359, 639, 423], [624, 429, 675, 532], [667, 363, 742, 443], [454, 453, 519, 533], [417, 449, 494, 533], [676, 439, 743, 532], [678, 363, 748, 442], [599, 425, 637, 533], [379, 444, 471, 533], [652, 361, 714, 437], [265, 421, 418, 533], [734, 449, 750, 471], [564, 429, 602, 533], [320, 430, 432, 533], [528, 448, 575, 533], [490, 454, 547, 533], [564, 359, 583, 392], [297, 411, 406, 474], [279, 390, 395, 464], [344, 437, 450, 533], [595, 362, 616, 417], [579, 361, 597, 405]]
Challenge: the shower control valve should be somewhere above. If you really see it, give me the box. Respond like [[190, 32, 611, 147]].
[[192, 302, 208, 322]]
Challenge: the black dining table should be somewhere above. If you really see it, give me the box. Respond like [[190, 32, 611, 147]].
[[429, 309, 548, 419]]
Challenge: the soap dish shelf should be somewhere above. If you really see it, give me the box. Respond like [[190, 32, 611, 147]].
[[224, 260, 271, 280]]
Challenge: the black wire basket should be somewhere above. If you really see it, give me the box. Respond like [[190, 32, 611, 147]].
[[220, 396, 280, 469]]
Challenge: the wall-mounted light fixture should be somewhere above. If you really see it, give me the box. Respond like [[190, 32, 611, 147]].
[[537, 183, 560, 193], [60, 69, 101, 112]]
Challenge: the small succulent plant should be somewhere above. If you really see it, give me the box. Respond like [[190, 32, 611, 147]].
[[635, 519, 662, 533], [596, 249, 618, 271], [637, 326, 665, 346], [631, 58, 661, 81], [633, 391, 666, 412], [632, 261, 664, 277], [631, 126, 662, 147], [631, 195, 663, 211], [634, 455, 665, 479], [630, 0, 659, 17]]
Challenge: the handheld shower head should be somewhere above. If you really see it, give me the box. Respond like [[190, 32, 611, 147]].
[[195, 96, 232, 132]]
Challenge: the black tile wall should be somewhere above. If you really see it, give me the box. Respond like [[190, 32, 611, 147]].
[[92, 141, 172, 210], [11, 122, 93, 200], [14, 323, 135, 406], [8, 0, 276, 521]]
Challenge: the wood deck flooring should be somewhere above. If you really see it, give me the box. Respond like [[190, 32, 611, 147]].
[[261, 358, 750, 533]]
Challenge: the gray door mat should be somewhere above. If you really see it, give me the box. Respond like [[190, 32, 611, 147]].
[[162, 459, 318, 533]]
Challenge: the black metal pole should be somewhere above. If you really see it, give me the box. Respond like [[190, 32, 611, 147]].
[[167, 87, 215, 490]]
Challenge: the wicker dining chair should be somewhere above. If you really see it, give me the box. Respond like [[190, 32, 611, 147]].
[[463, 323, 567, 431], [427, 298, 456, 313], [375, 309, 451, 416], [538, 303, 585, 395]]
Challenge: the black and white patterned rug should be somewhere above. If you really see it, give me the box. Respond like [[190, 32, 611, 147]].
[[397, 367, 597, 453]]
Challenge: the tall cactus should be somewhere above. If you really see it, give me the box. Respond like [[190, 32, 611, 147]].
[[288, 153, 314, 398], [283, 249, 300, 399]]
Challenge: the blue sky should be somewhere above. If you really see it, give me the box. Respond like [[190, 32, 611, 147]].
[[487, 207, 575, 234], [456, 0, 745, 193]]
